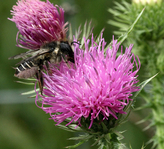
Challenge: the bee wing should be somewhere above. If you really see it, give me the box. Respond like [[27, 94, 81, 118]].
[[30, 47, 51, 56], [15, 48, 52, 65], [16, 55, 37, 65], [8, 50, 38, 60], [9, 47, 52, 60]]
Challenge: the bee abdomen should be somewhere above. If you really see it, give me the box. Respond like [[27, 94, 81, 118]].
[[15, 61, 37, 79], [15, 61, 35, 74]]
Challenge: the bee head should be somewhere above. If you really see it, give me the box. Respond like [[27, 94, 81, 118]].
[[60, 41, 75, 63]]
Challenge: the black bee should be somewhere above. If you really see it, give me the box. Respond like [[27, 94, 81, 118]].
[[9, 41, 75, 94]]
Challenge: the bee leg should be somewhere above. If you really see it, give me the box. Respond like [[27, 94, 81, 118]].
[[62, 54, 71, 68], [45, 60, 52, 74], [36, 67, 43, 95]]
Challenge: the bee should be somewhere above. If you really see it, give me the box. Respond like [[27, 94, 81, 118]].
[[9, 41, 75, 94]]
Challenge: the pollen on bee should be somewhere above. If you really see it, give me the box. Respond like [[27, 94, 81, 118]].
[[54, 47, 59, 54]]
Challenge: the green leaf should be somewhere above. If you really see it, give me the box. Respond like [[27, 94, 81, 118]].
[[56, 124, 76, 132], [105, 8, 145, 52], [114, 1, 130, 12], [68, 134, 92, 141], [117, 8, 145, 44], [143, 121, 155, 131], [16, 81, 35, 85], [66, 134, 93, 148], [136, 114, 152, 125], [133, 73, 158, 99], [67, 124, 83, 131], [124, 73, 158, 113], [21, 88, 39, 95], [108, 9, 123, 16], [66, 140, 87, 149], [98, 144, 105, 149], [107, 20, 129, 29]]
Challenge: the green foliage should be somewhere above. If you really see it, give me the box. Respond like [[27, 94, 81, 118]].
[[108, 1, 164, 149]]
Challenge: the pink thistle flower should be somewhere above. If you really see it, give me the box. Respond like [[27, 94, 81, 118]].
[[36, 34, 140, 129], [9, 0, 68, 50]]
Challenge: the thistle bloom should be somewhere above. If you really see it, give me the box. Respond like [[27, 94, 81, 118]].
[[36, 34, 140, 129], [9, 0, 67, 50]]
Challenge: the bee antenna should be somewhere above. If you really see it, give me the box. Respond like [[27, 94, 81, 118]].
[[71, 41, 81, 45]]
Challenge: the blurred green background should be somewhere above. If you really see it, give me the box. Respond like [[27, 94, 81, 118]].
[[0, 0, 153, 148]]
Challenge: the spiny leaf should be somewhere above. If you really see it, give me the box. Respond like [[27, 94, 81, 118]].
[[114, 1, 130, 12], [124, 73, 158, 114], [133, 73, 158, 99], [108, 20, 129, 29], [68, 134, 92, 141], [16, 81, 35, 85], [136, 114, 152, 125], [135, 103, 153, 110], [117, 8, 145, 44], [66, 140, 87, 148], [105, 8, 145, 52], [21, 88, 39, 95], [67, 124, 83, 131], [56, 124, 76, 132], [143, 122, 155, 131]]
